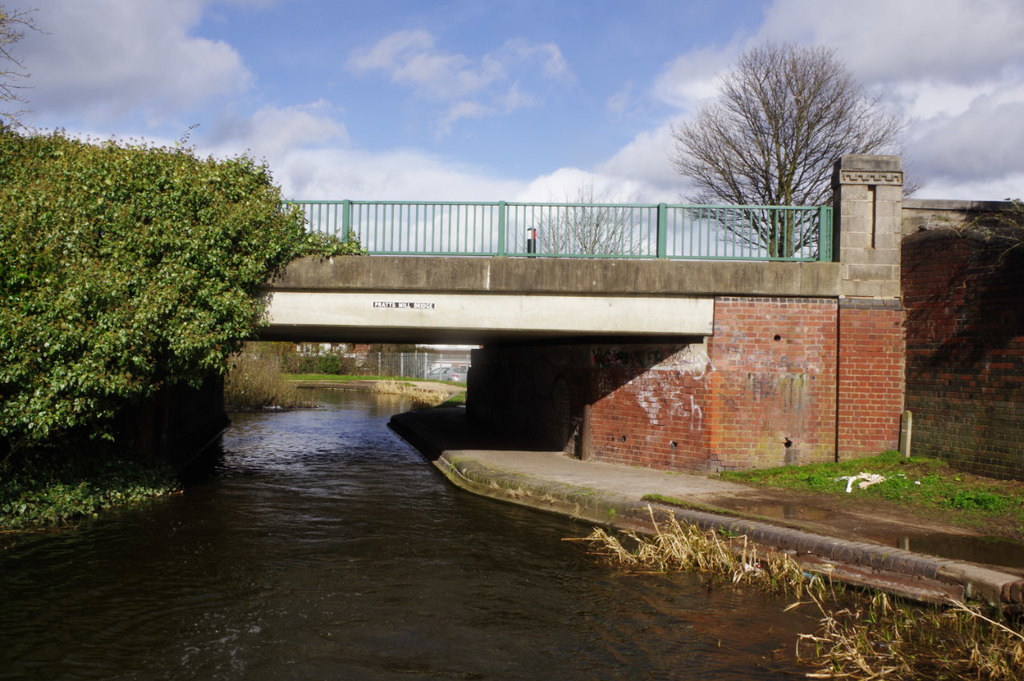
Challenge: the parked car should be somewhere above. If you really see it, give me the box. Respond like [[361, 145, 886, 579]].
[[426, 365, 468, 382]]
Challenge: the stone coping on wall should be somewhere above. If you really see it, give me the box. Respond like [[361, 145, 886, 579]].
[[904, 198, 1015, 212], [902, 198, 1018, 235]]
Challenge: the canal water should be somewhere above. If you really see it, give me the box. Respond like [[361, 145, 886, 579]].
[[1, 391, 815, 680]]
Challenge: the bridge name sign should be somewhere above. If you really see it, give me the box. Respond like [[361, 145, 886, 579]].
[[372, 301, 436, 310]]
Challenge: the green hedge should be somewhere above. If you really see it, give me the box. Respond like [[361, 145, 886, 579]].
[[0, 127, 346, 453]]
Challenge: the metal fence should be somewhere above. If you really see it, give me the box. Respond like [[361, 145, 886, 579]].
[[286, 199, 832, 262], [371, 351, 472, 381]]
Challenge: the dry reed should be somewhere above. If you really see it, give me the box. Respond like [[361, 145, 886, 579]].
[[580, 508, 810, 596], [372, 380, 449, 408], [224, 343, 310, 409], [798, 592, 1024, 680], [578, 508, 1024, 680]]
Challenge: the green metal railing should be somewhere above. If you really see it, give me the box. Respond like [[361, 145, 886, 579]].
[[285, 199, 833, 262]]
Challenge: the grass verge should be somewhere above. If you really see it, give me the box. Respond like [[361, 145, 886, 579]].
[[718, 450, 1024, 532], [437, 391, 466, 406], [577, 510, 1024, 680], [372, 380, 451, 408], [285, 373, 466, 388]]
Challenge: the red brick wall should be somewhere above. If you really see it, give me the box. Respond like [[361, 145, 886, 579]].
[[469, 343, 710, 465], [706, 297, 838, 470], [902, 229, 1024, 480], [469, 295, 907, 473], [583, 345, 711, 470], [837, 300, 906, 458]]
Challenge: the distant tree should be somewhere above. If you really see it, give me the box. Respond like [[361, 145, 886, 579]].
[[672, 43, 904, 257], [537, 184, 643, 256], [0, 5, 37, 127]]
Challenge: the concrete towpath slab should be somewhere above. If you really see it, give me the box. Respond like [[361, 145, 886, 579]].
[[389, 407, 1024, 610]]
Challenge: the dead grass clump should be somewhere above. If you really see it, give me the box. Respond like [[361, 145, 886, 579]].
[[799, 593, 1024, 680], [372, 380, 449, 408], [578, 510, 1024, 680], [580, 509, 810, 596]]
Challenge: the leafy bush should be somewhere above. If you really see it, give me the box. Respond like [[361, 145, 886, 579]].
[[0, 449, 178, 528], [299, 230, 364, 257], [286, 351, 363, 375], [0, 126, 337, 454]]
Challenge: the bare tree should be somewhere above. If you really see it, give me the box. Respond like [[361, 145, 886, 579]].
[[0, 5, 36, 127], [536, 184, 644, 256], [672, 43, 904, 257]]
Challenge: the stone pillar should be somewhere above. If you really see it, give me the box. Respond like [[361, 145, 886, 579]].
[[831, 155, 906, 459], [832, 154, 903, 297]]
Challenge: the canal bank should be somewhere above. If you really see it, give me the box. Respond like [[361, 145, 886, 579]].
[[389, 407, 1024, 610]]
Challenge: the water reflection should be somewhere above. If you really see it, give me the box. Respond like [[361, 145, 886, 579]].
[[0, 391, 813, 680], [741, 503, 1024, 569]]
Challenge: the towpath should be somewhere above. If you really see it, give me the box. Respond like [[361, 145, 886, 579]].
[[390, 407, 1024, 610]]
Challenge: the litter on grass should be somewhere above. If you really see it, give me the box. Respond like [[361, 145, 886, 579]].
[[837, 472, 887, 493]]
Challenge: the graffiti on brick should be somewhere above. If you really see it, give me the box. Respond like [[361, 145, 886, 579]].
[[674, 345, 714, 380], [747, 373, 778, 400], [722, 347, 816, 373], [689, 395, 703, 431], [621, 374, 704, 433], [591, 344, 714, 380], [746, 372, 809, 405]]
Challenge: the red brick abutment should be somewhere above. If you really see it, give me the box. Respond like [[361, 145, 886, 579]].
[[467, 295, 904, 473]]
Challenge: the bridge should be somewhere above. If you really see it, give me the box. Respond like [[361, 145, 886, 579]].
[[265, 191, 833, 343], [261, 256, 837, 344], [261, 155, 906, 475]]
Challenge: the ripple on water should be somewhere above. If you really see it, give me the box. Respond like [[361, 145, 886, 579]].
[[0, 391, 813, 680]]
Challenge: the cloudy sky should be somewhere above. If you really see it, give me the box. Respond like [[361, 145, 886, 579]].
[[5, 0, 1023, 203]]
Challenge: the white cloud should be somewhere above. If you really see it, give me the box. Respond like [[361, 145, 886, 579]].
[[503, 38, 570, 81], [645, 0, 1024, 201], [436, 100, 495, 137], [502, 82, 538, 110], [12, 0, 251, 126], [652, 45, 740, 111], [210, 101, 349, 160], [915, 173, 1024, 202], [890, 81, 994, 121], [908, 97, 1024, 184], [757, 0, 1024, 86], [265, 148, 524, 201], [750, 0, 1024, 198], [606, 82, 636, 117], [596, 124, 688, 202], [196, 99, 683, 204], [348, 30, 504, 100], [515, 166, 658, 204], [347, 30, 570, 134], [346, 29, 435, 75], [14, 0, 1020, 207]]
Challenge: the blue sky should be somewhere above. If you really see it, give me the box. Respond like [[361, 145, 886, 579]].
[[6, 0, 1024, 202]]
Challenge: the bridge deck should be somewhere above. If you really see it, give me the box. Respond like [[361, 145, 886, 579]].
[[260, 256, 841, 344]]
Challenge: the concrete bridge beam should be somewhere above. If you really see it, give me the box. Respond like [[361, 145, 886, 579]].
[[261, 256, 840, 344]]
